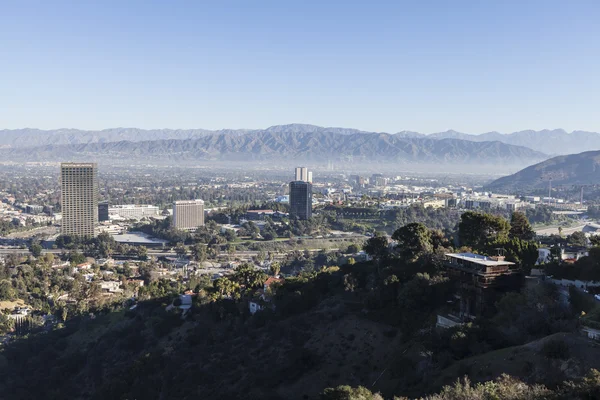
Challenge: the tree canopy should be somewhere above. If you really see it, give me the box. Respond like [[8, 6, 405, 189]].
[[459, 211, 510, 250], [391, 223, 432, 261], [509, 211, 535, 241]]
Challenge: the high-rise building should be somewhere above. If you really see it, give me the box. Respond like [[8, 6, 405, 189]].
[[289, 181, 312, 220], [172, 200, 205, 231], [295, 167, 308, 182], [98, 201, 109, 222], [307, 171, 313, 183], [61, 163, 98, 237]]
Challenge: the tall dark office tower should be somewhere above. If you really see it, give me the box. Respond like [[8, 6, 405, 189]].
[[289, 181, 312, 220], [98, 201, 109, 222], [60, 163, 98, 237]]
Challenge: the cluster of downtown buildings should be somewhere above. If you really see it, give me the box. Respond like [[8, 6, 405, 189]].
[[60, 163, 205, 237], [60, 163, 315, 238]]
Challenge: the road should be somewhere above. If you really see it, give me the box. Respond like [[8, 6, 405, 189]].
[[535, 224, 586, 237]]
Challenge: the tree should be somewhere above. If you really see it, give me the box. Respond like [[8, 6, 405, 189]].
[[69, 250, 86, 265], [232, 263, 266, 290], [175, 243, 187, 258], [363, 233, 389, 261], [226, 244, 236, 258], [122, 262, 133, 278], [43, 253, 55, 266], [590, 235, 600, 247], [458, 211, 510, 250], [0, 281, 16, 301], [190, 243, 207, 262], [29, 242, 43, 258], [270, 262, 281, 277], [136, 246, 148, 261], [509, 211, 535, 241], [212, 277, 241, 299], [222, 229, 237, 242], [0, 313, 14, 334], [139, 263, 154, 284], [568, 231, 588, 247], [391, 222, 432, 261], [346, 244, 360, 254]]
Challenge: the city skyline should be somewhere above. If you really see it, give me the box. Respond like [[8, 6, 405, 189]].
[[2, 1, 599, 133]]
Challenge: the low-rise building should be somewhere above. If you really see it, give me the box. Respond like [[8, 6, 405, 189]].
[[109, 204, 160, 220]]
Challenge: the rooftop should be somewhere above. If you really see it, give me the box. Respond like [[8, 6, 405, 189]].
[[446, 252, 515, 267], [112, 232, 168, 245]]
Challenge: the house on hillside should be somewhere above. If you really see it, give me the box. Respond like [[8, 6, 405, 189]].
[[100, 281, 123, 294], [443, 252, 521, 319], [249, 276, 284, 315], [562, 246, 589, 261], [166, 294, 194, 316]]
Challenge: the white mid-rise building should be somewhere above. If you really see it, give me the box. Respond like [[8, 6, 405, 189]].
[[108, 204, 159, 219], [295, 167, 308, 182], [172, 200, 205, 231]]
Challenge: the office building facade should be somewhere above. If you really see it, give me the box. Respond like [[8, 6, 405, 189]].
[[109, 204, 159, 219], [61, 163, 98, 236], [98, 201, 110, 222], [172, 200, 205, 231], [295, 167, 308, 182], [289, 181, 312, 220]]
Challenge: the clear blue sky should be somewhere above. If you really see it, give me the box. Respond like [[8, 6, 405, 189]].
[[1, 0, 598, 133]]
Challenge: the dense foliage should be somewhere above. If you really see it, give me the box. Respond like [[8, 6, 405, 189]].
[[0, 211, 591, 400]]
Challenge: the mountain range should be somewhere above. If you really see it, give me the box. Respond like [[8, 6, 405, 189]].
[[427, 129, 600, 155], [0, 130, 546, 170], [1, 124, 599, 156], [488, 150, 600, 191]]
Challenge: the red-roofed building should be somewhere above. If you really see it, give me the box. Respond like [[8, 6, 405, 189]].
[[263, 276, 284, 291], [249, 276, 285, 315]]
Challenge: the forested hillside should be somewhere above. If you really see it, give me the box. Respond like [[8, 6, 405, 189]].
[[1, 212, 599, 399]]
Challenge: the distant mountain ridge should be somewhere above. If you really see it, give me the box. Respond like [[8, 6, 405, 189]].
[[429, 129, 600, 155], [1, 124, 598, 155], [487, 150, 600, 191], [0, 130, 546, 169], [0, 124, 374, 148]]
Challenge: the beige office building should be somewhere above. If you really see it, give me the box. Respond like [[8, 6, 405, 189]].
[[60, 163, 98, 237], [295, 167, 308, 182], [172, 200, 205, 231], [295, 167, 312, 183]]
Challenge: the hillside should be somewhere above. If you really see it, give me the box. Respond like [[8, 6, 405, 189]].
[[1, 277, 598, 400], [0, 130, 547, 169], [487, 150, 600, 191], [1, 216, 599, 400]]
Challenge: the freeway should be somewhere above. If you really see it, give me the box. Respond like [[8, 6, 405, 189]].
[[0, 247, 345, 260]]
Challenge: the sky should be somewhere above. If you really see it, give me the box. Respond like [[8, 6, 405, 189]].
[[1, 0, 599, 134]]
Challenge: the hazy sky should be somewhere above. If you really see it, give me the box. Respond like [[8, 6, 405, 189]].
[[1, 0, 598, 133]]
